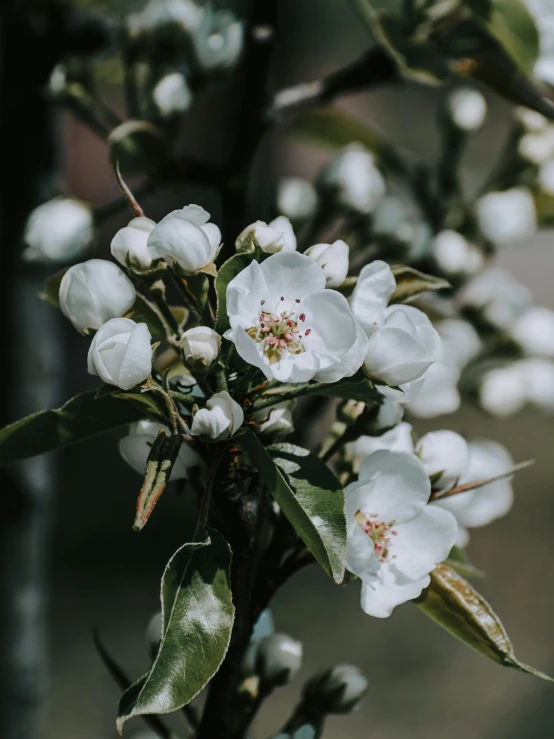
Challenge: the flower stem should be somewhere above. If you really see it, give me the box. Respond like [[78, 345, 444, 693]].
[[111, 157, 144, 218]]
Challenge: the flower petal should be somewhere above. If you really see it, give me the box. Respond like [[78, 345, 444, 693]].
[[360, 572, 431, 618], [391, 505, 458, 580], [118, 322, 153, 390], [259, 252, 325, 301]]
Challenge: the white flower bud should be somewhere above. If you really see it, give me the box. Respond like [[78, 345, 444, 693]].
[[59, 259, 137, 332], [538, 158, 554, 194], [253, 401, 295, 437], [416, 430, 470, 491], [304, 240, 349, 287], [447, 87, 487, 132], [152, 72, 192, 116], [88, 318, 152, 390], [180, 326, 221, 370], [111, 217, 155, 270], [147, 204, 221, 273], [475, 188, 537, 247], [276, 177, 318, 222], [517, 358, 554, 411], [459, 267, 532, 330], [406, 361, 461, 419], [134, 0, 204, 35], [435, 319, 482, 370], [510, 306, 554, 358], [304, 664, 368, 714], [515, 107, 548, 132], [190, 391, 243, 440], [24, 197, 94, 262], [192, 8, 244, 72], [48, 64, 68, 98], [119, 420, 202, 479], [145, 611, 162, 653], [430, 230, 484, 276], [320, 144, 385, 214], [346, 421, 413, 472], [374, 397, 404, 431], [479, 365, 527, 417], [236, 216, 296, 254], [255, 633, 303, 686], [518, 128, 554, 164]]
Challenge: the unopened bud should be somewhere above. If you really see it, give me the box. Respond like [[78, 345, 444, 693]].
[[24, 197, 94, 263], [446, 87, 487, 132], [152, 72, 192, 117], [180, 326, 221, 370], [303, 664, 368, 714], [255, 633, 303, 687], [276, 177, 318, 222]]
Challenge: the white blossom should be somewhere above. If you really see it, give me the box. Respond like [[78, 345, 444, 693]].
[[435, 318, 482, 370], [373, 397, 404, 432], [253, 400, 295, 437], [236, 216, 296, 254], [190, 391, 243, 440], [430, 230, 484, 276], [111, 217, 155, 270], [180, 326, 221, 370], [538, 158, 554, 194], [24, 197, 94, 262], [349, 260, 396, 336], [518, 128, 554, 164], [459, 267, 533, 330], [434, 440, 514, 546], [416, 430, 470, 491], [59, 259, 137, 332], [447, 87, 487, 132], [304, 240, 349, 287], [87, 318, 152, 390], [119, 420, 202, 479], [153, 72, 192, 116], [320, 144, 385, 214], [524, 0, 554, 85], [147, 204, 221, 273], [255, 634, 303, 686], [131, 0, 204, 36], [518, 357, 554, 411], [515, 107, 548, 132], [224, 252, 368, 384], [510, 306, 554, 357], [346, 450, 457, 618], [346, 422, 414, 473], [475, 188, 537, 247], [276, 177, 318, 222], [313, 665, 368, 713], [406, 361, 461, 418], [479, 365, 528, 417], [191, 7, 244, 72]]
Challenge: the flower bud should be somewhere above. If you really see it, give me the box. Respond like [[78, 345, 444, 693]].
[[152, 72, 192, 117], [191, 8, 244, 72], [459, 267, 532, 330], [180, 326, 221, 370], [374, 397, 404, 431], [510, 306, 554, 358], [59, 259, 136, 332], [479, 365, 527, 417], [430, 230, 484, 276], [253, 401, 295, 437], [416, 430, 469, 491], [190, 391, 243, 440], [320, 144, 385, 214], [236, 216, 296, 254], [446, 87, 487, 132], [515, 107, 548, 132], [111, 217, 155, 270], [538, 158, 554, 194], [304, 240, 349, 287], [518, 128, 554, 164], [276, 176, 318, 222], [475, 188, 537, 247], [303, 664, 368, 714], [87, 318, 152, 390], [255, 633, 303, 687], [120, 420, 202, 478], [435, 319, 482, 370], [24, 197, 94, 262], [147, 204, 221, 273], [518, 358, 554, 412], [407, 360, 461, 419]]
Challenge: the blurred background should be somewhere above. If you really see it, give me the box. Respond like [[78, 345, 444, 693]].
[[2, 1, 554, 738]]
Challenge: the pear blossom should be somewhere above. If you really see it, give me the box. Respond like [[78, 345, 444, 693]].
[[446, 87, 487, 132], [346, 450, 457, 617], [349, 260, 396, 336], [253, 400, 295, 437], [191, 7, 244, 72], [373, 397, 404, 432], [180, 326, 221, 370], [307, 665, 368, 713], [224, 252, 368, 384], [430, 230, 484, 276], [59, 259, 137, 332], [515, 107, 548, 132], [87, 318, 152, 390], [119, 420, 202, 479], [509, 306, 554, 358], [236, 216, 296, 254], [518, 128, 554, 164], [475, 188, 537, 247], [255, 633, 303, 686], [416, 430, 470, 491], [147, 204, 221, 273], [190, 390, 243, 440], [276, 177, 318, 222], [459, 267, 532, 330], [434, 440, 514, 546], [538, 158, 554, 194], [406, 360, 461, 418], [320, 144, 385, 214], [519, 358, 554, 411], [524, 0, 554, 85], [152, 72, 192, 116], [111, 216, 155, 270], [435, 318, 482, 370], [345, 422, 414, 472], [479, 365, 528, 417], [372, 196, 432, 258], [304, 240, 349, 287], [24, 197, 94, 262]]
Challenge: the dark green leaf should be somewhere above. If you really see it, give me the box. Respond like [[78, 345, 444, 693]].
[[319, 379, 382, 405], [416, 564, 553, 680], [0, 390, 160, 465], [390, 265, 450, 303], [117, 530, 234, 731], [39, 267, 69, 308], [240, 430, 347, 583], [215, 253, 256, 334]]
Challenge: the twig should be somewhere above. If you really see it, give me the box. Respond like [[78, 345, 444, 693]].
[[431, 460, 534, 501], [111, 158, 145, 217]]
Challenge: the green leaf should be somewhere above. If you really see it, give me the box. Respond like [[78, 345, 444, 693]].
[[39, 267, 69, 308], [215, 253, 256, 334], [445, 546, 485, 579], [319, 379, 382, 405], [128, 294, 189, 341], [240, 430, 347, 583], [117, 530, 234, 732], [0, 390, 159, 464], [416, 564, 553, 680], [389, 265, 450, 303]]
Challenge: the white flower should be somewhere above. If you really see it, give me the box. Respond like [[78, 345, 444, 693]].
[[430, 230, 484, 276], [539, 157, 554, 194], [179, 325, 220, 371], [416, 430, 469, 491], [475, 188, 537, 247], [346, 421, 413, 472], [59, 259, 137, 332], [524, 0, 554, 85], [147, 204, 221, 273], [191, 7, 244, 72], [373, 397, 404, 431], [253, 401, 295, 437], [517, 358, 554, 411], [24, 197, 94, 262], [152, 72, 192, 116], [346, 450, 457, 618], [255, 634, 303, 686], [304, 240, 349, 288], [276, 177, 318, 222], [515, 107, 548, 132], [311, 665, 368, 713], [133, 0, 204, 35], [447, 87, 487, 132], [406, 361, 461, 418], [87, 318, 152, 390], [434, 440, 514, 546], [510, 306, 554, 357], [119, 420, 202, 479], [459, 267, 532, 330], [349, 260, 396, 336], [224, 252, 368, 384], [320, 144, 386, 214], [236, 216, 296, 254], [190, 390, 243, 440], [363, 305, 443, 386], [111, 217, 155, 270], [480, 364, 529, 417], [435, 318, 482, 370], [518, 128, 554, 164]]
